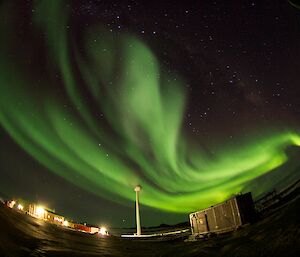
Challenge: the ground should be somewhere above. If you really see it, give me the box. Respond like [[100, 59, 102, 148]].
[[0, 196, 299, 257]]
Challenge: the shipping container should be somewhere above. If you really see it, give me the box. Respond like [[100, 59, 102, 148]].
[[189, 192, 255, 235]]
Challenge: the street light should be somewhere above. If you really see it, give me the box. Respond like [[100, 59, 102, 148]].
[[134, 185, 142, 236]]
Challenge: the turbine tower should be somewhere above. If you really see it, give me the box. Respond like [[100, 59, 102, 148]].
[[134, 185, 142, 236]]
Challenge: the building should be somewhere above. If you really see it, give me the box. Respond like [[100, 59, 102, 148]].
[[74, 223, 91, 233], [72, 223, 99, 234], [6, 200, 16, 209], [66, 221, 76, 229], [6, 199, 28, 212], [189, 192, 255, 235], [45, 210, 65, 226], [6, 199, 105, 235], [28, 204, 64, 225]]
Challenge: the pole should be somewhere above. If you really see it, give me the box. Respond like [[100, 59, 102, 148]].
[[134, 185, 142, 236]]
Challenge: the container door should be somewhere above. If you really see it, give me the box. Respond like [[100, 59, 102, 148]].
[[190, 214, 199, 234], [196, 212, 208, 233]]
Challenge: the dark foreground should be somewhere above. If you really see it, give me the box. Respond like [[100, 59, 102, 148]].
[[0, 198, 299, 257]]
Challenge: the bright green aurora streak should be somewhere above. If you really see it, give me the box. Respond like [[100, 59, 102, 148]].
[[0, 1, 300, 213]]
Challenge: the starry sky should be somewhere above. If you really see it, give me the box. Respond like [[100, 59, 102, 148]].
[[0, 0, 300, 228]]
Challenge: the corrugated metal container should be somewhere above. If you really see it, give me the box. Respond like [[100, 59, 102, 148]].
[[189, 192, 255, 235]]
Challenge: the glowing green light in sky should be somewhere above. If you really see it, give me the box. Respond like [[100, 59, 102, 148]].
[[288, 0, 300, 10], [0, 1, 300, 213]]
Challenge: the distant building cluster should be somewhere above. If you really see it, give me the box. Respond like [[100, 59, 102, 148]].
[[4, 199, 108, 235]]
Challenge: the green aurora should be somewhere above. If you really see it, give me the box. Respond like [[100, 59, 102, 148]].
[[288, 0, 300, 10], [0, 1, 300, 213]]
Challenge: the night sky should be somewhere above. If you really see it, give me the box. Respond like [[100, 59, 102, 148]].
[[0, 0, 300, 228]]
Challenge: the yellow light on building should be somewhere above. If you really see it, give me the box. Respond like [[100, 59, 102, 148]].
[[36, 206, 45, 218], [54, 216, 63, 223], [9, 200, 16, 208], [63, 220, 69, 227], [17, 204, 24, 211]]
